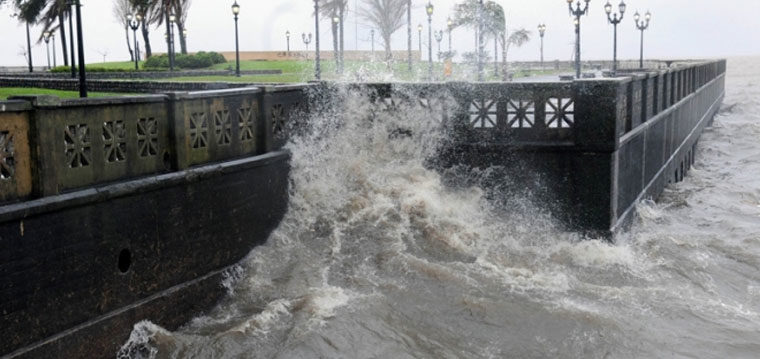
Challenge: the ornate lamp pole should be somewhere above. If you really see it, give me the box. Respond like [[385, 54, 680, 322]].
[[417, 24, 423, 54], [128, 13, 142, 70], [426, 2, 434, 80], [634, 10, 651, 69], [231, 1, 240, 77], [604, 1, 626, 73], [302, 32, 312, 60], [43, 32, 51, 70], [447, 18, 453, 53], [566, 0, 590, 79], [434, 30, 443, 62], [168, 13, 177, 71], [538, 24, 546, 68], [313, 0, 321, 80], [51, 31, 57, 67], [286, 30, 291, 54]]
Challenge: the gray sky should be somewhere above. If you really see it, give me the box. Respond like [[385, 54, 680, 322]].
[[1, 0, 759, 67]]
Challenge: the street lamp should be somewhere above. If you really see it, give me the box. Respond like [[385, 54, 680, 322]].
[[604, 1, 626, 73], [168, 13, 177, 71], [567, 0, 591, 79], [286, 30, 291, 54], [50, 31, 56, 67], [538, 24, 546, 68], [417, 24, 423, 54], [302, 32, 312, 60], [634, 10, 651, 69], [434, 30, 443, 62], [43, 31, 51, 70], [447, 18, 453, 53], [66, 0, 87, 97], [231, 1, 240, 77], [128, 13, 142, 71], [425, 2, 434, 80]]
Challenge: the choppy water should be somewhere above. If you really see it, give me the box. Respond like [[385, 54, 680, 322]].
[[120, 57, 760, 359]]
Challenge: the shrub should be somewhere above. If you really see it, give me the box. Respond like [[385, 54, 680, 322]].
[[50, 66, 136, 73], [144, 51, 227, 70]]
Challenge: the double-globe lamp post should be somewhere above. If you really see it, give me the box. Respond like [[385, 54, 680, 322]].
[[232, 1, 241, 77], [426, 2, 434, 80], [538, 24, 546, 68], [127, 13, 142, 71], [604, 1, 626, 73], [634, 10, 651, 69], [567, 0, 590, 79], [43, 32, 51, 70]]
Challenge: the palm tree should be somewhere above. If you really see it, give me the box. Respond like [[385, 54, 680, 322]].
[[28, 0, 70, 67], [318, 0, 348, 73], [361, 0, 406, 66], [130, 0, 157, 58], [501, 29, 530, 80]]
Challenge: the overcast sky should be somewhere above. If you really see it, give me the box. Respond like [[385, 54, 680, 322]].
[[1, 0, 758, 67]]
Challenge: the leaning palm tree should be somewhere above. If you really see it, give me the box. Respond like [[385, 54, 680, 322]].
[[501, 28, 530, 80], [361, 0, 406, 67], [318, 0, 348, 72], [30, 0, 70, 66]]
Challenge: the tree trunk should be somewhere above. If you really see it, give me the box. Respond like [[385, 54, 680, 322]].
[[501, 35, 507, 81], [141, 21, 152, 58], [176, 21, 187, 54], [383, 35, 392, 70], [59, 12, 69, 66], [125, 24, 134, 61], [493, 37, 498, 77]]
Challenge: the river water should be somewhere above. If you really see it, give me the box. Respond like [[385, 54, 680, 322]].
[[120, 57, 760, 359]]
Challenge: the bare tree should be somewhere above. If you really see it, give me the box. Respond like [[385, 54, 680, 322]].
[[113, 0, 134, 61], [361, 0, 406, 66]]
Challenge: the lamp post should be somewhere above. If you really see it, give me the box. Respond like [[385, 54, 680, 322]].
[[604, 1, 626, 73], [286, 30, 291, 54], [302, 32, 312, 59], [231, 1, 240, 77], [313, 0, 321, 80], [168, 13, 177, 72], [567, 0, 591, 79], [426, 2, 434, 80], [634, 10, 651, 69], [43, 32, 51, 70], [417, 24, 423, 54], [447, 18, 453, 54], [538, 24, 546, 68], [434, 30, 443, 62], [183, 28, 188, 48], [70, 0, 87, 97], [51, 32, 57, 67], [128, 13, 142, 71]]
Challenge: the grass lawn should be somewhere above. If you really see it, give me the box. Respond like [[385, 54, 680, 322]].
[[81, 59, 563, 84], [0, 87, 129, 100]]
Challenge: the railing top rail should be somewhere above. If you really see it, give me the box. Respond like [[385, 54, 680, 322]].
[[7, 94, 168, 108], [0, 99, 32, 112]]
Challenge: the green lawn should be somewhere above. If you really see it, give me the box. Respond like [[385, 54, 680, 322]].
[[0, 87, 128, 100], [77, 59, 561, 84]]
